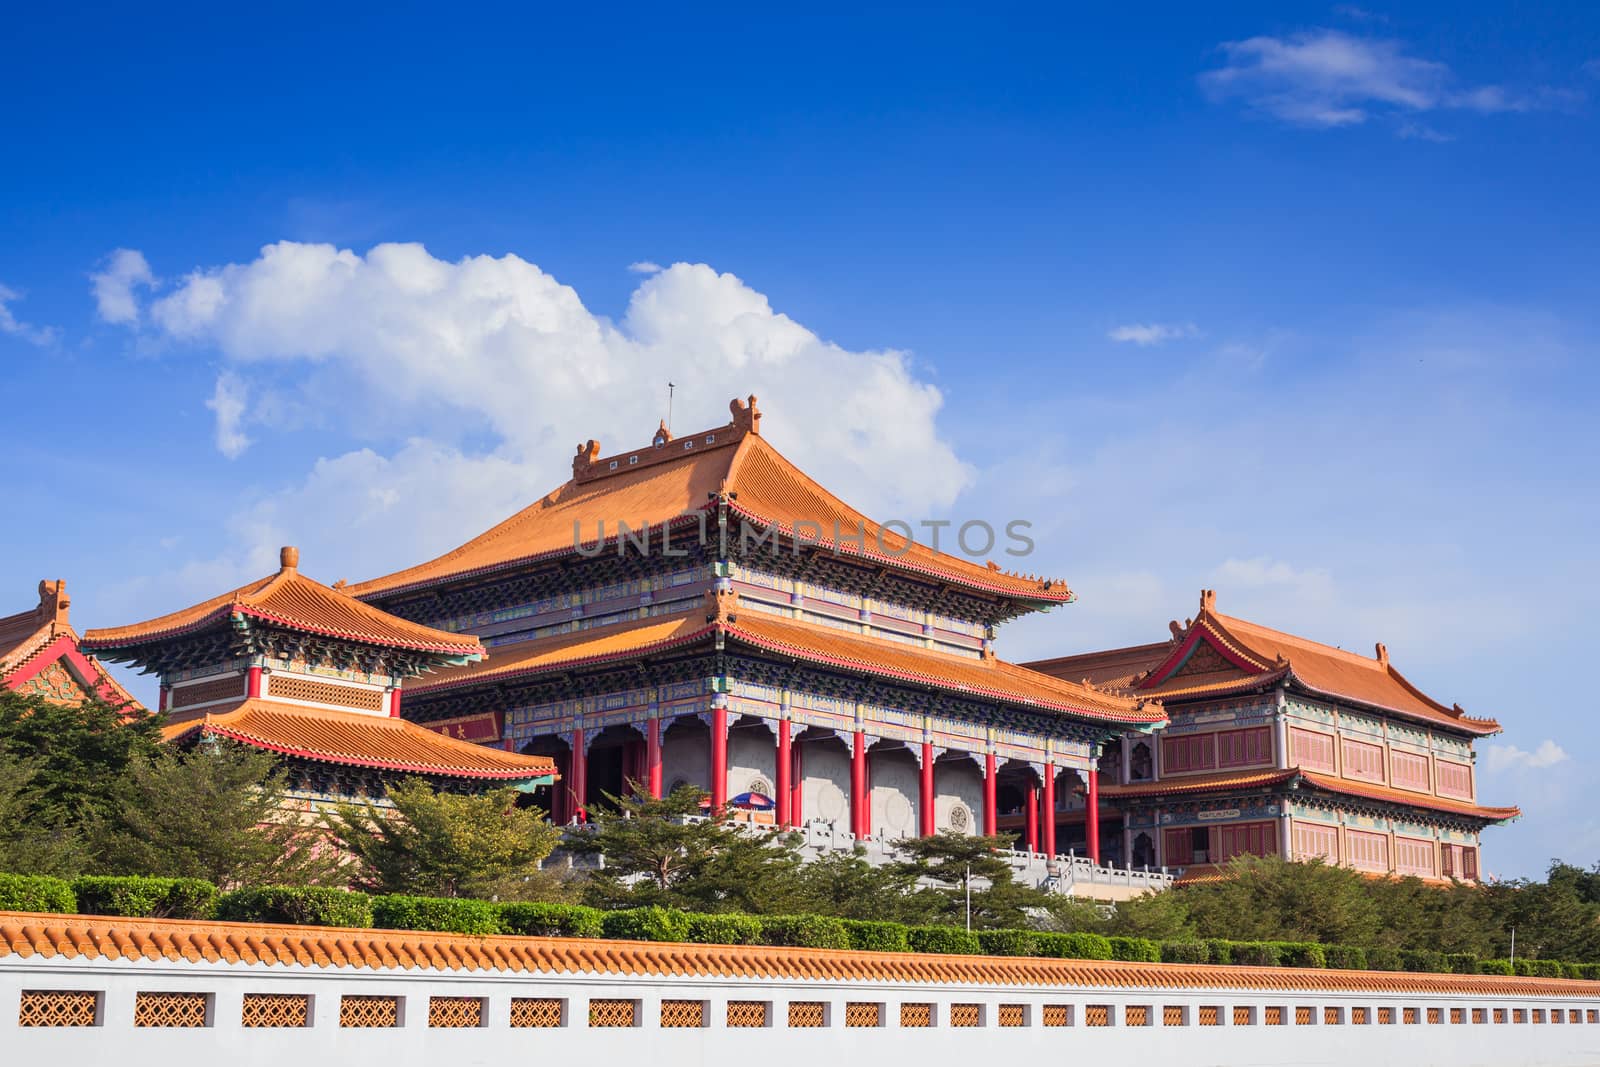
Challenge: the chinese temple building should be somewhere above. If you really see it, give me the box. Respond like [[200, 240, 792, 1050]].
[[0, 579, 138, 710], [1027, 590, 1517, 882], [80, 547, 557, 807], [352, 397, 1166, 861]]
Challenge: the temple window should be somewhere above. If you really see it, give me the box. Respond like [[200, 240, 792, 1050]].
[[1163, 826, 1212, 865], [1129, 742, 1153, 781], [1161, 733, 1216, 774], [1216, 727, 1271, 768]]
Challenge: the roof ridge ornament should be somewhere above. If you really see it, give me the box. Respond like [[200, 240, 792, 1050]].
[[1375, 641, 1390, 666], [573, 439, 602, 479], [36, 578, 69, 631], [279, 546, 299, 573], [729, 394, 761, 435], [1199, 588, 1217, 613], [705, 583, 740, 624]]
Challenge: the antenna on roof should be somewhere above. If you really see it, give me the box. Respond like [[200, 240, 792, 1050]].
[[667, 381, 675, 433]]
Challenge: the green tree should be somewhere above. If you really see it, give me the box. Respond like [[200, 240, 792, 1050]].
[[1176, 856, 1383, 945], [893, 831, 1055, 929], [92, 740, 337, 888], [0, 749, 89, 875], [571, 786, 805, 913], [792, 846, 939, 923], [325, 777, 562, 899], [0, 690, 161, 826]]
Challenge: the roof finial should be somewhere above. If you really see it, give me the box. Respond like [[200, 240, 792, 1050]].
[[1200, 588, 1217, 613], [1375, 642, 1389, 666], [280, 546, 299, 572], [36, 579, 69, 629], [729, 394, 761, 435], [573, 439, 601, 478]]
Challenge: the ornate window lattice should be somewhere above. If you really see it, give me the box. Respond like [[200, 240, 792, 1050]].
[[845, 1002, 881, 1028], [1532, 1009, 1546, 1024], [1125, 1005, 1150, 1027], [589, 999, 637, 1028], [1427, 1008, 1443, 1025], [18, 990, 98, 1027], [1085, 1005, 1110, 1027], [1551, 1010, 1564, 1025], [171, 675, 244, 708], [1587, 1010, 1597, 1024], [340, 994, 399, 1028], [901, 1003, 933, 1028], [1403, 1007, 1419, 1025], [430, 996, 484, 1028], [1233, 1006, 1253, 1027], [241, 993, 309, 1028], [788, 1001, 826, 1028], [510, 998, 563, 1028], [1324, 1007, 1342, 1026], [1451, 1008, 1466, 1024], [1474, 1008, 1489, 1024], [1295, 1006, 1313, 1026], [1514, 1009, 1527, 1024], [1494, 1009, 1508, 1024], [135, 992, 208, 1028], [1163, 1006, 1185, 1027], [269, 675, 385, 711], [1198, 1006, 1221, 1027], [726, 1001, 768, 1028], [1572, 1010, 1584, 1024], [950, 1003, 981, 1027], [998, 1004, 1025, 1028], [1352, 1007, 1369, 1025], [1042, 1004, 1071, 1027], [1264, 1006, 1284, 1026], [1377, 1007, 1395, 1025], [948, 803, 972, 832], [660, 1000, 705, 1028]]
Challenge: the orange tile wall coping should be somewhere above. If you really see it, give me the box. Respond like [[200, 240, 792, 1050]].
[[1, 911, 1595, 998]]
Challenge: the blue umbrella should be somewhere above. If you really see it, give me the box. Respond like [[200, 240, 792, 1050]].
[[701, 791, 776, 811]]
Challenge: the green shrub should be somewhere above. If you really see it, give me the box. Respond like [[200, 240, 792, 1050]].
[[0, 873, 74, 914], [370, 894, 501, 935], [214, 886, 372, 928], [1202, 938, 1234, 965], [1228, 941, 1281, 967], [1514, 958, 1563, 978], [1561, 962, 1586, 979], [906, 925, 980, 955], [843, 919, 910, 953], [758, 915, 850, 950], [70, 876, 216, 920], [1034, 932, 1113, 960], [1322, 945, 1367, 970], [601, 906, 690, 942], [1575, 963, 1600, 980], [498, 902, 604, 938], [976, 929, 1037, 957], [684, 912, 764, 945], [1159, 940, 1211, 964], [1445, 952, 1480, 975], [1107, 936, 1161, 963], [1399, 949, 1446, 974], [1364, 947, 1403, 972], [1277, 942, 1326, 968], [1478, 958, 1513, 976]]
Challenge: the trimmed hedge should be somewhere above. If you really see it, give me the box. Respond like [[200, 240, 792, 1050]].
[[71, 876, 216, 920], [602, 906, 690, 943], [1514, 958, 1564, 978], [1445, 952, 1480, 975], [1401, 949, 1447, 974], [1107, 936, 1161, 963], [685, 912, 763, 945], [1160, 939, 1211, 964], [1202, 938, 1234, 965], [1229, 941, 1281, 967], [759, 914, 850, 950], [1036, 932, 1113, 960], [1277, 942, 1326, 969], [906, 925, 980, 955], [0, 873, 75, 913], [844, 919, 911, 953], [498, 902, 604, 938], [1323, 944, 1367, 970], [976, 929, 1038, 957], [371, 894, 501, 936], [1479, 958, 1514, 976], [1365, 947, 1404, 972], [214, 886, 373, 928]]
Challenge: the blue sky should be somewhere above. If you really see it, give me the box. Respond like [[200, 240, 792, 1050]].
[[2, 4, 1596, 878]]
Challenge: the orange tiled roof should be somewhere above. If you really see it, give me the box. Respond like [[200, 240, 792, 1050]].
[[348, 397, 1070, 605], [0, 580, 139, 709], [1299, 771, 1521, 822], [2, 911, 1595, 997], [1027, 590, 1500, 737], [1101, 767, 1299, 799], [163, 699, 556, 781], [411, 593, 1164, 728], [82, 547, 483, 658]]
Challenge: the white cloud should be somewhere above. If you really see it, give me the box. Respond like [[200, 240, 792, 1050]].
[[628, 261, 663, 274], [90, 248, 157, 324], [1484, 740, 1570, 773], [0, 284, 57, 346], [1108, 322, 1199, 346], [205, 373, 251, 458], [103, 242, 972, 545], [1201, 29, 1557, 130]]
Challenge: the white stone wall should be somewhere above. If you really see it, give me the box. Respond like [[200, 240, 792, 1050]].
[[661, 727, 709, 794], [800, 739, 852, 825], [5, 953, 1600, 1067], [870, 748, 921, 839], [727, 725, 777, 798], [934, 757, 983, 835]]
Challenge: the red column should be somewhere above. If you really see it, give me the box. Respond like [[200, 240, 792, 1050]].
[[1042, 763, 1056, 857], [646, 718, 663, 799], [1087, 767, 1101, 864], [1025, 782, 1039, 853], [710, 707, 728, 811], [552, 750, 570, 824], [790, 740, 804, 824], [919, 741, 936, 837], [851, 731, 869, 837], [388, 688, 402, 718], [246, 665, 263, 699], [983, 752, 997, 836], [776, 719, 793, 828], [570, 728, 587, 822], [157, 686, 169, 712]]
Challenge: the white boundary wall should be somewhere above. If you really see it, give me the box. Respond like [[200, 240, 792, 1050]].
[[6, 952, 1600, 1067]]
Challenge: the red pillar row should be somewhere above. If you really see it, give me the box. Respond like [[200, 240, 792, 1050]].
[[983, 752, 997, 837], [850, 731, 869, 837], [1087, 767, 1101, 863], [1024, 782, 1039, 853], [1042, 763, 1056, 858], [776, 719, 793, 828], [710, 706, 729, 811], [919, 741, 936, 837], [646, 718, 663, 799]]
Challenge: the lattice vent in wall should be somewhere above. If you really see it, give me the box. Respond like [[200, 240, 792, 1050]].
[[135, 992, 208, 1028], [18, 991, 98, 1027], [241, 993, 309, 1028], [510, 998, 563, 1028]]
